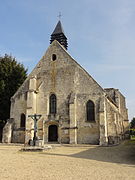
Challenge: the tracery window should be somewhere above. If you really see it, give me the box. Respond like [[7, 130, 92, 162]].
[[49, 94, 57, 114], [86, 100, 95, 122]]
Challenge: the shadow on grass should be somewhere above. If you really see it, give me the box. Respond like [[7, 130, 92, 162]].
[[42, 140, 135, 166]]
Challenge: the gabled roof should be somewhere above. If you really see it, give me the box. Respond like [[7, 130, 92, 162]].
[[11, 40, 104, 99], [51, 20, 65, 35]]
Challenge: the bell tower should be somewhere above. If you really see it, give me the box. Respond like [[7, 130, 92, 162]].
[[50, 20, 68, 50]]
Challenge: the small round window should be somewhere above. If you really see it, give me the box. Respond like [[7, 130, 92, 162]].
[[52, 54, 57, 61]]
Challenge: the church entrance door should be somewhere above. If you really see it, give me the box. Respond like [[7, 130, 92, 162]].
[[48, 125, 58, 142]]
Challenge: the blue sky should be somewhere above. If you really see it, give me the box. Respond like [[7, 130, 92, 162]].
[[0, 0, 135, 120]]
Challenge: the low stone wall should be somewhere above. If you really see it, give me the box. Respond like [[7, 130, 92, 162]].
[[108, 135, 125, 145], [2, 118, 14, 143], [12, 129, 25, 143]]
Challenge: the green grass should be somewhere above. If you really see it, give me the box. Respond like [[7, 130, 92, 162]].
[[130, 135, 135, 140]]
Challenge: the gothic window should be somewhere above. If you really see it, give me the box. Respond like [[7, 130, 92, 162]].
[[50, 94, 57, 114], [20, 113, 26, 128], [86, 100, 95, 122]]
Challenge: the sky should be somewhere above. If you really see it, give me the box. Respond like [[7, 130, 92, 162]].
[[0, 0, 135, 120]]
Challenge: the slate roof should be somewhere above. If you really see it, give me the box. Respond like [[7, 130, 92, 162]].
[[51, 20, 65, 35]]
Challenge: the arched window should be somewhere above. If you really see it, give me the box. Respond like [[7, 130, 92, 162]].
[[20, 113, 26, 128], [52, 54, 57, 61], [50, 94, 57, 114], [86, 100, 95, 122]]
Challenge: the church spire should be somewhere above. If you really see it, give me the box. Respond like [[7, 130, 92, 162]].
[[50, 20, 68, 50]]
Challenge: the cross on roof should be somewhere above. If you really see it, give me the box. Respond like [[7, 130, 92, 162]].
[[58, 12, 62, 20]]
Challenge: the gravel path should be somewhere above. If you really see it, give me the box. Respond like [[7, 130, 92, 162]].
[[0, 141, 135, 180]]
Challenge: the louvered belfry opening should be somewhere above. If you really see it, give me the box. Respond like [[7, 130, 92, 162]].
[[50, 20, 68, 50]]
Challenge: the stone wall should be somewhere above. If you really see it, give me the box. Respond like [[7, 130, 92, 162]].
[[9, 40, 129, 145], [12, 129, 25, 143], [2, 118, 14, 143]]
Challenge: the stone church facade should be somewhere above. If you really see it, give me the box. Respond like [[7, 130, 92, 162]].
[[3, 21, 129, 146]]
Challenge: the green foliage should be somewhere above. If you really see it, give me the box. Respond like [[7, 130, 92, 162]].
[[130, 129, 135, 135], [0, 54, 27, 126], [130, 117, 135, 129]]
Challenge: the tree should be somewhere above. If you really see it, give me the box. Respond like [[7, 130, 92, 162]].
[[0, 54, 27, 126], [130, 117, 135, 129]]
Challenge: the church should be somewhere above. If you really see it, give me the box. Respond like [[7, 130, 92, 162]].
[[3, 20, 129, 146]]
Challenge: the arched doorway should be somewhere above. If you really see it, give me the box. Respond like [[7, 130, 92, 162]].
[[48, 125, 58, 142]]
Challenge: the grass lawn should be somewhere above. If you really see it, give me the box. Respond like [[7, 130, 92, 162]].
[[130, 135, 135, 140]]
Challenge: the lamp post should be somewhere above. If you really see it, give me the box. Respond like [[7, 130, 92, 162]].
[[28, 114, 42, 146]]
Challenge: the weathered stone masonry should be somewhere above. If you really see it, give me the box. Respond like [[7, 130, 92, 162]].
[[2, 21, 129, 146]]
